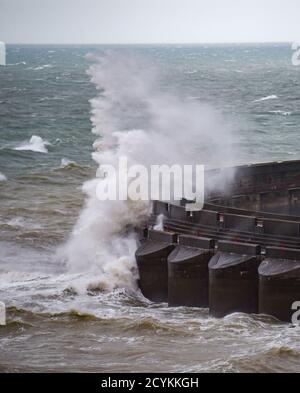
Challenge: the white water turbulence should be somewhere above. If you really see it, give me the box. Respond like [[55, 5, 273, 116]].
[[14, 135, 50, 153], [62, 50, 235, 293]]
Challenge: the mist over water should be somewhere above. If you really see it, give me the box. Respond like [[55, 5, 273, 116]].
[[0, 44, 300, 372]]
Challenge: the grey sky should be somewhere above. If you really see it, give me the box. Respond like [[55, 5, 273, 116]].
[[0, 0, 299, 44]]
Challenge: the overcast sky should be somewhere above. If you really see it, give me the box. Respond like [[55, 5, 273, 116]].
[[0, 0, 300, 44]]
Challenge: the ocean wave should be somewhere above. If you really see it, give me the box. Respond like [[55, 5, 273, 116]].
[[228, 345, 300, 373], [5, 304, 117, 323], [2, 319, 34, 329], [184, 70, 198, 75], [59, 158, 79, 169], [268, 110, 292, 116], [0, 217, 42, 230], [27, 64, 53, 71], [0, 172, 7, 182], [39, 96, 65, 102], [4, 306, 100, 322], [8, 62, 26, 66], [14, 135, 50, 154], [0, 271, 49, 286], [187, 96, 202, 101], [3, 305, 192, 335], [253, 95, 278, 103]]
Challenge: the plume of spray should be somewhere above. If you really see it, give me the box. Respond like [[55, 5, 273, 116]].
[[62, 49, 235, 293]]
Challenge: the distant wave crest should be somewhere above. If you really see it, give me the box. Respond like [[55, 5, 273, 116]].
[[8, 62, 26, 66], [268, 110, 292, 116], [253, 95, 278, 103], [27, 64, 53, 71]]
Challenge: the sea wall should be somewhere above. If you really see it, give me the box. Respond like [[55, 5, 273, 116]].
[[136, 230, 300, 322], [137, 161, 300, 322]]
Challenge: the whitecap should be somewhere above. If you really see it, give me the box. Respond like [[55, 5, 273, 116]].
[[8, 61, 26, 66], [187, 96, 201, 101], [39, 96, 65, 102], [268, 110, 292, 116], [27, 64, 53, 71], [6, 217, 27, 228], [0, 172, 7, 182], [253, 95, 278, 103], [60, 158, 78, 168], [6, 217, 42, 230], [184, 70, 198, 75], [14, 135, 50, 154]]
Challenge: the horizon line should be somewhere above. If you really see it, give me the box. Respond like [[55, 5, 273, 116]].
[[3, 41, 293, 46]]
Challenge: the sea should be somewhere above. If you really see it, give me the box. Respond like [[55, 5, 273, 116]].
[[0, 43, 300, 373]]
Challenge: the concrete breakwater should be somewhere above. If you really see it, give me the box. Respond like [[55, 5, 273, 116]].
[[136, 160, 300, 322]]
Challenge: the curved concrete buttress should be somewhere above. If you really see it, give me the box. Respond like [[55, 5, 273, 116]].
[[259, 247, 300, 322], [135, 230, 177, 302], [209, 241, 261, 318], [167, 235, 214, 307]]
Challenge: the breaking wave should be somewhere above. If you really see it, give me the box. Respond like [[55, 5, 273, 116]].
[[14, 135, 50, 154]]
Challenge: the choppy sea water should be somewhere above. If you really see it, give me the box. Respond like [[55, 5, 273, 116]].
[[0, 44, 300, 373]]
